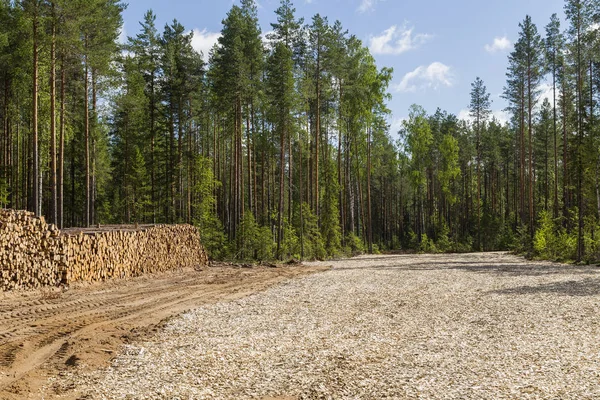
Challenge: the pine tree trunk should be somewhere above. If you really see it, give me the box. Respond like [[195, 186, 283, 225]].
[[150, 73, 156, 223], [277, 122, 285, 259], [315, 43, 320, 219], [58, 58, 65, 228], [288, 122, 293, 223], [553, 58, 559, 219], [338, 82, 345, 241], [577, 20, 584, 262], [247, 107, 253, 217], [32, 3, 40, 217], [91, 71, 98, 225], [520, 84, 526, 226], [367, 126, 373, 253], [84, 40, 90, 227], [528, 59, 534, 238], [177, 97, 184, 221], [563, 71, 569, 225], [50, 13, 57, 225], [299, 131, 304, 259], [476, 116, 482, 251], [187, 98, 193, 223]]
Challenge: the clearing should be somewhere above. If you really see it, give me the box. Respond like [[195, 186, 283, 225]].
[[5, 252, 600, 399]]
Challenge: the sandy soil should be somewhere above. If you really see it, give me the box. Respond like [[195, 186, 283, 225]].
[[0, 263, 328, 399], [58, 252, 600, 399]]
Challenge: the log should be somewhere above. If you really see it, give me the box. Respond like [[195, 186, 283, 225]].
[[0, 209, 209, 291]]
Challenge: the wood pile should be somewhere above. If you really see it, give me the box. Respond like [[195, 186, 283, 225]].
[[0, 209, 208, 291], [0, 209, 65, 290], [61, 225, 208, 283]]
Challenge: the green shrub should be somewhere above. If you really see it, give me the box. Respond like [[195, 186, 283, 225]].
[[256, 225, 275, 261], [237, 213, 275, 261], [532, 210, 577, 261], [436, 223, 452, 252], [297, 203, 326, 260], [533, 211, 553, 257], [497, 223, 517, 251], [451, 236, 473, 253], [345, 232, 366, 256], [371, 243, 381, 254], [513, 224, 532, 254], [419, 233, 437, 253], [281, 219, 300, 260]]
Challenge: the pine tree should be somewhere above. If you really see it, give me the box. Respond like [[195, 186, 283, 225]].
[[469, 77, 492, 250], [545, 13, 564, 219], [565, 0, 594, 261], [129, 10, 162, 223], [268, 0, 302, 259], [402, 105, 433, 245]]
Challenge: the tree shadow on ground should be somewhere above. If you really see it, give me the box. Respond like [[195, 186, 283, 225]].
[[487, 278, 600, 297], [333, 259, 600, 277]]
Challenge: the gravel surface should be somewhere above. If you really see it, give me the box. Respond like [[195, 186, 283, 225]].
[[63, 252, 600, 399]]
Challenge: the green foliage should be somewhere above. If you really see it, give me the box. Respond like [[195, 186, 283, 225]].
[[4, 0, 600, 266], [438, 135, 461, 204], [513, 224, 533, 255], [344, 232, 365, 256], [320, 160, 342, 258], [419, 233, 437, 254], [435, 223, 452, 253], [0, 179, 8, 207], [298, 203, 326, 260], [497, 223, 517, 251], [403, 104, 433, 189], [371, 243, 381, 254], [532, 210, 577, 262], [281, 219, 300, 260], [408, 230, 418, 250], [236, 212, 274, 261], [451, 238, 475, 254], [533, 211, 553, 256], [192, 158, 226, 259]]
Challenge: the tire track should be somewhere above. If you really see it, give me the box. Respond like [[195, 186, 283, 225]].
[[0, 264, 328, 399]]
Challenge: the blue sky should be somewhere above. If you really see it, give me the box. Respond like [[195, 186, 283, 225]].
[[121, 0, 566, 133]]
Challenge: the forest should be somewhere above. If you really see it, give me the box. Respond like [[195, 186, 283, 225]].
[[0, 0, 599, 262]]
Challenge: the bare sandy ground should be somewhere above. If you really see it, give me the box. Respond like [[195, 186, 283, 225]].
[[0, 263, 328, 399], [56, 252, 600, 399]]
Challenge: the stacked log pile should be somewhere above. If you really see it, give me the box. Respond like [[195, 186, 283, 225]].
[[0, 210, 65, 290], [0, 209, 208, 291], [62, 225, 208, 283]]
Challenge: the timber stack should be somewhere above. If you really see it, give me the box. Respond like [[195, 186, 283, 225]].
[[0, 210, 64, 290], [0, 209, 208, 291]]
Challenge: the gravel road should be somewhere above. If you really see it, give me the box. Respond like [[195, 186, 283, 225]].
[[61, 252, 600, 399]]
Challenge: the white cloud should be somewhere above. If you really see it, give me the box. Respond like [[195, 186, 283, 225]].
[[191, 28, 221, 61], [395, 62, 454, 93], [457, 109, 471, 122], [261, 30, 275, 47], [458, 108, 510, 125], [358, 0, 377, 13], [492, 110, 511, 125], [369, 25, 432, 56], [538, 83, 554, 106], [484, 36, 512, 53], [389, 116, 407, 134], [118, 25, 127, 45]]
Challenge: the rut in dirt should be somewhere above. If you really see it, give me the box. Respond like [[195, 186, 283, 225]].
[[0, 264, 327, 399]]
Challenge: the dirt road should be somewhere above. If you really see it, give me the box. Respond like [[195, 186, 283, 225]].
[[0, 263, 328, 399]]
